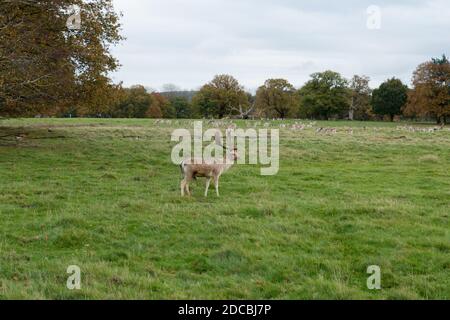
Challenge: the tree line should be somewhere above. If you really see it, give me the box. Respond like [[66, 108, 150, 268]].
[[0, 1, 448, 123], [103, 55, 450, 124]]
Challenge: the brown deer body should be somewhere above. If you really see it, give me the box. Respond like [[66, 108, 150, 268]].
[[180, 148, 238, 197]]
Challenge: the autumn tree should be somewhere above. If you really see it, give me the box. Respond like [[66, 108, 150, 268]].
[[0, 0, 123, 117], [148, 93, 174, 118], [405, 55, 450, 124], [255, 79, 297, 118], [298, 71, 350, 119], [349, 75, 373, 120], [371, 78, 408, 121], [192, 75, 249, 118]]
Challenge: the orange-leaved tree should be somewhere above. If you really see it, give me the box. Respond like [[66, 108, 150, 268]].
[[405, 55, 450, 124], [0, 0, 123, 117]]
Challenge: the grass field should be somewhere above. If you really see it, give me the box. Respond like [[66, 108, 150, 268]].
[[0, 118, 449, 300]]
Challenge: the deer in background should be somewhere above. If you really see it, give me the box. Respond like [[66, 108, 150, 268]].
[[179, 144, 239, 198]]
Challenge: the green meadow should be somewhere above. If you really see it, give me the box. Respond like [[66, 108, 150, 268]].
[[0, 118, 449, 299]]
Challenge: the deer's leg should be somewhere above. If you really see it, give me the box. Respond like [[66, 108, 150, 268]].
[[181, 179, 186, 197], [205, 177, 212, 197], [185, 177, 193, 196], [214, 176, 220, 197], [185, 181, 191, 196]]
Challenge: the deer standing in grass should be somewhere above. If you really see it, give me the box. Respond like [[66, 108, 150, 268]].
[[180, 146, 239, 197]]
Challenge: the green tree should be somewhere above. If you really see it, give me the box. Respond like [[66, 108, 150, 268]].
[[192, 75, 249, 118], [0, 0, 123, 117], [111, 85, 153, 118], [255, 79, 297, 118], [298, 71, 350, 119], [405, 55, 450, 124], [372, 78, 408, 121], [170, 97, 194, 119], [349, 75, 373, 120]]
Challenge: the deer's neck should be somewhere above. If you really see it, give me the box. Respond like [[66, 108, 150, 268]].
[[222, 162, 234, 172], [220, 156, 235, 173]]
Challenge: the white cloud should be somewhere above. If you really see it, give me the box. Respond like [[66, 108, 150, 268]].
[[111, 0, 450, 91]]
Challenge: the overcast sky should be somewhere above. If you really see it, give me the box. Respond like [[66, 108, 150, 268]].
[[111, 0, 449, 92]]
